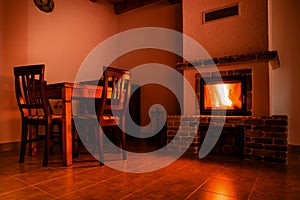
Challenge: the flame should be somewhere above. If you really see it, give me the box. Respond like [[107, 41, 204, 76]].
[[204, 82, 242, 110]]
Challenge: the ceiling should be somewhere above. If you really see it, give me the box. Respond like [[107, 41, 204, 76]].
[[90, 0, 181, 15]]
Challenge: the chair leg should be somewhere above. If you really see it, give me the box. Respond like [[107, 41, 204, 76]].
[[72, 128, 79, 158], [29, 125, 38, 157], [43, 124, 51, 167], [120, 126, 126, 160], [50, 126, 54, 155], [98, 126, 104, 166], [19, 122, 28, 163], [58, 122, 63, 154]]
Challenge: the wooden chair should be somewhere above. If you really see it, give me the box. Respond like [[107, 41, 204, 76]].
[[13, 64, 62, 167], [73, 66, 131, 165]]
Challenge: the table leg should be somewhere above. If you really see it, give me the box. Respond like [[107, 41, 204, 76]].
[[62, 87, 73, 166]]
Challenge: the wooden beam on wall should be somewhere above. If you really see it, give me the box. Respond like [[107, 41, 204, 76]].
[[168, 0, 181, 4], [114, 0, 160, 15], [89, 0, 182, 15]]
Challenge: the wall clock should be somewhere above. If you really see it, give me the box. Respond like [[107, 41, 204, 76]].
[[34, 0, 54, 13]]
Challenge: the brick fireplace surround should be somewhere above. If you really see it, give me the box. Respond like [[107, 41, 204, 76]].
[[167, 115, 288, 164], [167, 51, 289, 164]]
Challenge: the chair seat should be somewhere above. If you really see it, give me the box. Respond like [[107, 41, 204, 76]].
[[26, 115, 47, 120], [52, 114, 63, 119], [74, 114, 120, 125], [26, 114, 63, 120], [101, 115, 120, 126]]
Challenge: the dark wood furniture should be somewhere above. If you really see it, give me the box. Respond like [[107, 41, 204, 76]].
[[13, 64, 63, 167], [73, 67, 131, 165], [46, 82, 104, 166], [97, 67, 131, 165]]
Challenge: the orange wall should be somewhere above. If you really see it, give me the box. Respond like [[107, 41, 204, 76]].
[[0, 0, 181, 143], [116, 1, 182, 127], [182, 0, 268, 58], [27, 0, 118, 83], [0, 0, 29, 143], [269, 0, 300, 144], [0, 0, 117, 143]]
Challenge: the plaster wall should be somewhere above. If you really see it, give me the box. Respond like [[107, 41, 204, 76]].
[[182, 0, 268, 59], [0, 0, 117, 143], [268, 0, 300, 144]]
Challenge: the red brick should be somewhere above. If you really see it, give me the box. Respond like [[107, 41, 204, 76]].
[[265, 132, 287, 139], [225, 118, 244, 124], [254, 138, 273, 144], [274, 139, 287, 145], [265, 145, 288, 151], [244, 130, 264, 137], [245, 143, 264, 149], [244, 119, 264, 125], [253, 126, 287, 132], [265, 119, 288, 126]]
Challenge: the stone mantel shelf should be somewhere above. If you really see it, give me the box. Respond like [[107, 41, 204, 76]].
[[176, 50, 280, 70]]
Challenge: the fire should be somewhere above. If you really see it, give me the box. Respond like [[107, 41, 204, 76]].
[[204, 82, 242, 110]]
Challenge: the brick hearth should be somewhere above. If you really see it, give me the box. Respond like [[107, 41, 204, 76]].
[[167, 115, 288, 164]]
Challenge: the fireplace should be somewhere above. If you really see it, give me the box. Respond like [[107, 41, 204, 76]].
[[166, 51, 287, 164], [195, 68, 253, 116], [200, 75, 250, 116]]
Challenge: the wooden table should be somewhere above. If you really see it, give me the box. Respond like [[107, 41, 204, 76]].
[[46, 82, 103, 166]]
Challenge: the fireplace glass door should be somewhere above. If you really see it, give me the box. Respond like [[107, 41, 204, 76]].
[[200, 75, 250, 116]]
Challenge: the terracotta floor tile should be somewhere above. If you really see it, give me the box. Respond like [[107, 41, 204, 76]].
[[187, 190, 240, 200], [0, 175, 29, 195], [214, 165, 260, 183], [73, 165, 121, 183], [125, 171, 209, 199], [58, 182, 129, 200], [0, 186, 54, 200], [34, 175, 95, 198], [13, 168, 67, 185], [1, 142, 300, 200], [200, 177, 253, 199], [102, 172, 164, 194]]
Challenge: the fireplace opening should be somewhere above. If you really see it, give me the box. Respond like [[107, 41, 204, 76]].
[[200, 75, 251, 116], [199, 126, 244, 158]]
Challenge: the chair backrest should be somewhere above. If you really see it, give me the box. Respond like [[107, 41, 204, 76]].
[[13, 64, 51, 119], [97, 66, 131, 124]]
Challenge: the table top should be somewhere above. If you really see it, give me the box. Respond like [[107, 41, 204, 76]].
[[46, 82, 104, 99]]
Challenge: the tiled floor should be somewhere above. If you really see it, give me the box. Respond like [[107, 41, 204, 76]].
[[1, 139, 300, 200]]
